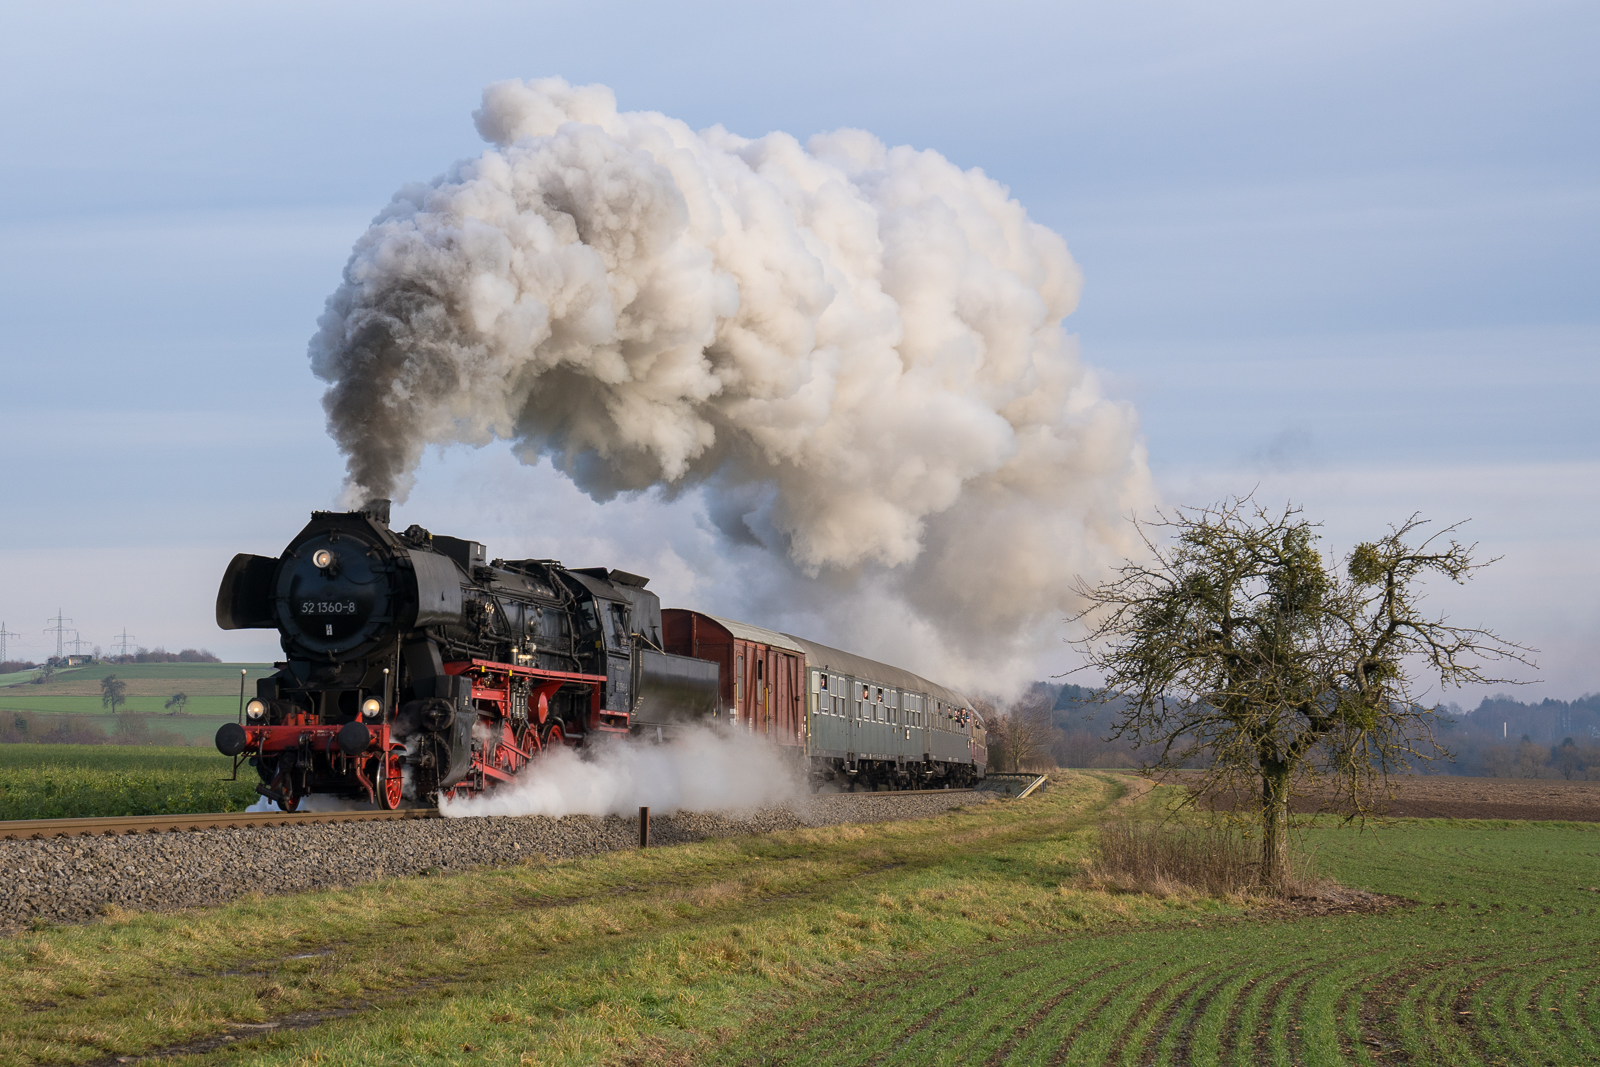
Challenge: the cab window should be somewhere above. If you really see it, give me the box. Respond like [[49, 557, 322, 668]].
[[603, 602, 630, 649]]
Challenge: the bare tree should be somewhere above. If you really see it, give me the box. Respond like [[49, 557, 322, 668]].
[[1553, 739, 1582, 780], [1071, 498, 1534, 892], [100, 673, 128, 715], [983, 690, 1059, 772], [164, 691, 189, 715]]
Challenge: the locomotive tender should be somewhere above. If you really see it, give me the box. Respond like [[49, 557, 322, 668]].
[[214, 502, 984, 810]]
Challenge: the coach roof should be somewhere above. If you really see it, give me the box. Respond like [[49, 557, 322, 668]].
[[698, 613, 973, 714]]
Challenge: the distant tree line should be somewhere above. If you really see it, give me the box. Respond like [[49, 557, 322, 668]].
[[1029, 684, 1600, 778], [103, 647, 220, 664], [1432, 692, 1600, 778], [2, 647, 221, 674]]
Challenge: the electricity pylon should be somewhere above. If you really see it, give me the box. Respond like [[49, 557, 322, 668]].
[[44, 611, 73, 660], [0, 622, 22, 664]]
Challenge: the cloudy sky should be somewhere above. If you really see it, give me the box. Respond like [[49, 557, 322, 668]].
[[1, 1, 1594, 703]]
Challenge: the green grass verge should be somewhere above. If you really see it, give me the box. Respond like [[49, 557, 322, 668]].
[[0, 774, 1213, 1065], [2, 776, 1595, 1065], [0, 745, 257, 820]]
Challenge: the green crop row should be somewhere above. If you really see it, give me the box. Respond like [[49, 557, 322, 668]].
[[706, 817, 1600, 1066], [0, 745, 258, 819]]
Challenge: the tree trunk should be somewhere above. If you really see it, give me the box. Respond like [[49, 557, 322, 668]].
[[1260, 769, 1291, 894]]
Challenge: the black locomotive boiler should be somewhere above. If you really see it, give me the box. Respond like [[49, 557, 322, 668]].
[[214, 501, 719, 810], [215, 502, 986, 810]]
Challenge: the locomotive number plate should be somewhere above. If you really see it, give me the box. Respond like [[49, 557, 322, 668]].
[[301, 601, 359, 614]]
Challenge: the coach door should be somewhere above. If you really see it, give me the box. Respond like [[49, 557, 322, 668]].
[[774, 650, 802, 746]]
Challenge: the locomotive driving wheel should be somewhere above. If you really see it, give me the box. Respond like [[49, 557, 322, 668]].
[[513, 723, 541, 765], [378, 750, 404, 810]]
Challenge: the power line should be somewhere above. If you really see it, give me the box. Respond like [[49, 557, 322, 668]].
[[111, 629, 138, 658], [66, 631, 93, 656], [44, 610, 74, 660]]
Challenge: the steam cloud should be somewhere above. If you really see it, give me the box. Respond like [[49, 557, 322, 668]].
[[439, 726, 803, 818], [311, 78, 1152, 684]]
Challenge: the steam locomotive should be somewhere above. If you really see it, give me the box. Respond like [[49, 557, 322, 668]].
[[214, 501, 984, 810]]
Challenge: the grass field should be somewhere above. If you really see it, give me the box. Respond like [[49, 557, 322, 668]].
[[1, 773, 1595, 1065], [0, 662, 275, 718], [0, 662, 275, 744], [0, 745, 257, 820]]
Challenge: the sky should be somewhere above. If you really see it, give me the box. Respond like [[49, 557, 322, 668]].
[[0, 0, 1595, 705]]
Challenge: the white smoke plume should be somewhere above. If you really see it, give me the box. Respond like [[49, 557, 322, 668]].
[[438, 726, 803, 818], [311, 78, 1152, 686]]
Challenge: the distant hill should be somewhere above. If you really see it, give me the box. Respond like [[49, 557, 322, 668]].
[[1450, 693, 1600, 744]]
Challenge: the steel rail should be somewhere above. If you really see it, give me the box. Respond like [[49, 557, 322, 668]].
[[0, 807, 440, 840], [0, 788, 980, 841]]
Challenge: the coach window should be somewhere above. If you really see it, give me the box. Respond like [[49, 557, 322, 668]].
[[736, 655, 744, 707]]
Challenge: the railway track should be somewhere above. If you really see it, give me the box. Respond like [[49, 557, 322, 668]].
[[0, 787, 981, 840], [0, 807, 440, 840]]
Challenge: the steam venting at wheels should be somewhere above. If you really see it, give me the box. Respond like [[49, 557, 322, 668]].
[[310, 77, 1153, 688]]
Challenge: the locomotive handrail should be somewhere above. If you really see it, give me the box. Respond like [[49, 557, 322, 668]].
[[444, 658, 606, 683]]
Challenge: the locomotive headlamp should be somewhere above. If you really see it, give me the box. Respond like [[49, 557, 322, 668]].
[[361, 697, 383, 720], [245, 699, 266, 721], [311, 548, 336, 569]]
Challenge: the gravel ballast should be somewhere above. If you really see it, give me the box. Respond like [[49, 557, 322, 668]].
[[0, 791, 989, 933]]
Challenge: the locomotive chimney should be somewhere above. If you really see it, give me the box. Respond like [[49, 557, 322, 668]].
[[360, 498, 392, 526]]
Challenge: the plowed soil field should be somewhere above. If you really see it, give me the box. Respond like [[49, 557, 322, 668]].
[[1156, 771, 1600, 822]]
